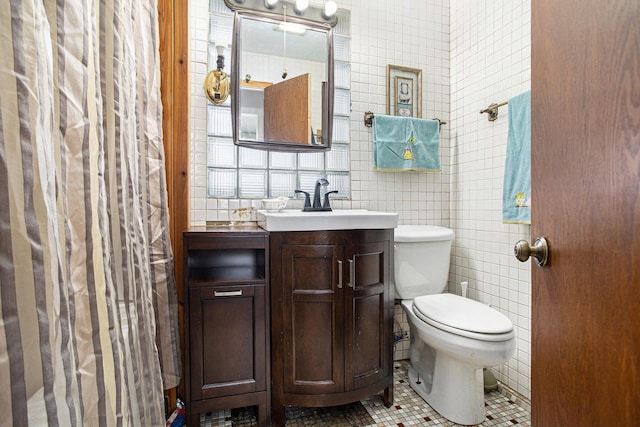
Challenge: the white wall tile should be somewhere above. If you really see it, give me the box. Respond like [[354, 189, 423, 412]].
[[450, 0, 531, 400]]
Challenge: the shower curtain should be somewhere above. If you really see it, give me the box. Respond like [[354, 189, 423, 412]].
[[0, 0, 181, 425]]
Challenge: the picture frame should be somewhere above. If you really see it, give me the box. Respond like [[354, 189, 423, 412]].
[[386, 65, 422, 118]]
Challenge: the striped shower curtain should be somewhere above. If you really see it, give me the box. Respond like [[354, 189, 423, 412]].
[[0, 0, 181, 425]]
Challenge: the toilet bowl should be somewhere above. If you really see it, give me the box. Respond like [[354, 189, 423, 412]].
[[394, 225, 516, 425]]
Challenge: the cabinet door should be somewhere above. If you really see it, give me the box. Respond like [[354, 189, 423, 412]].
[[281, 244, 345, 395], [189, 284, 266, 400], [344, 241, 391, 391]]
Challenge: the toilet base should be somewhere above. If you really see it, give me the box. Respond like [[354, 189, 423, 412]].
[[407, 357, 486, 426]]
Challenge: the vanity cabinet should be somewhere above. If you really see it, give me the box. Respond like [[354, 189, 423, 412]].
[[183, 228, 270, 427], [269, 229, 394, 425]]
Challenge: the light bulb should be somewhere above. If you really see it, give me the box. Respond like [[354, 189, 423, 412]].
[[214, 44, 226, 70], [322, 1, 337, 19], [294, 0, 309, 15], [264, 0, 278, 9]]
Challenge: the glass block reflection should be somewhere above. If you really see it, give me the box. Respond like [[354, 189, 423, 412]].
[[326, 143, 350, 171], [326, 172, 350, 198], [208, 137, 236, 167], [270, 151, 297, 169], [209, 0, 233, 14], [333, 116, 350, 142], [334, 89, 351, 116], [334, 10, 351, 36], [298, 152, 325, 170], [209, 14, 233, 45], [239, 170, 267, 198], [208, 168, 237, 198], [335, 62, 351, 89], [298, 172, 325, 197], [269, 170, 297, 198], [334, 35, 351, 62], [208, 106, 232, 136], [239, 147, 267, 168]]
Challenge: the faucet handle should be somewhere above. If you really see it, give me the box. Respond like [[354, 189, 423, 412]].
[[294, 190, 311, 208], [322, 190, 339, 211]]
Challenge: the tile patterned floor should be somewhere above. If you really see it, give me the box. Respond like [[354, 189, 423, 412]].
[[201, 360, 530, 426]]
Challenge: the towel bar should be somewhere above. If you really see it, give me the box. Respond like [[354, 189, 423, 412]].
[[364, 111, 447, 128], [480, 101, 508, 121]]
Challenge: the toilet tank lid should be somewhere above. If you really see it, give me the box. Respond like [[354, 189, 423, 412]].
[[394, 225, 454, 242]]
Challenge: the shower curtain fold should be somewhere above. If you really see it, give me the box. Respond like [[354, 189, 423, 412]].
[[0, 0, 181, 425]]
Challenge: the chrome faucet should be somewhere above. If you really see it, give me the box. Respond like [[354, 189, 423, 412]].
[[295, 178, 338, 212]]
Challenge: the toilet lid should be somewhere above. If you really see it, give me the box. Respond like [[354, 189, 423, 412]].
[[412, 293, 513, 335]]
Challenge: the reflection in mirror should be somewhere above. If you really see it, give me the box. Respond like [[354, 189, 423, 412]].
[[232, 11, 334, 151]]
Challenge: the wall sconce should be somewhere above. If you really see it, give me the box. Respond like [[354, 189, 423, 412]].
[[224, 0, 338, 26], [203, 43, 230, 105]]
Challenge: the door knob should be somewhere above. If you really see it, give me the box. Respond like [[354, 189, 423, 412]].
[[514, 237, 549, 267]]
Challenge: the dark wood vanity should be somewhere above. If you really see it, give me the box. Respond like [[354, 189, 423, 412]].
[[269, 229, 395, 425], [183, 226, 394, 426], [183, 227, 270, 426]]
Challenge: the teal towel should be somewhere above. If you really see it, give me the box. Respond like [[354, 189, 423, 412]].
[[373, 115, 440, 172], [503, 90, 531, 224]]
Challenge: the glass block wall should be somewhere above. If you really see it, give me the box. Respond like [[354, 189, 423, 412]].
[[206, 5, 352, 199]]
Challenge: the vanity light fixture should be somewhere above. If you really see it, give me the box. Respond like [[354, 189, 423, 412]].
[[294, 0, 309, 15], [226, 0, 338, 25]]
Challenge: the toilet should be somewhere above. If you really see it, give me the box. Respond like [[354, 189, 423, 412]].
[[394, 225, 516, 426]]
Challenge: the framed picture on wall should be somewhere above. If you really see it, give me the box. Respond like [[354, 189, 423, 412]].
[[386, 65, 422, 118]]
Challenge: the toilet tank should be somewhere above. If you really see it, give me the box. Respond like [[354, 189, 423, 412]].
[[394, 225, 454, 300]]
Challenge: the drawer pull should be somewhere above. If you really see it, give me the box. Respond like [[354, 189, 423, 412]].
[[214, 290, 243, 297]]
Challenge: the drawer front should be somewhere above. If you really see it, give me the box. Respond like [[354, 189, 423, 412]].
[[189, 284, 267, 400]]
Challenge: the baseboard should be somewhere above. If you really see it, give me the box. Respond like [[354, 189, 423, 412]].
[[496, 382, 531, 413]]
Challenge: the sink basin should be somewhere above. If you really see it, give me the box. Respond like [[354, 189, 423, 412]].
[[257, 209, 399, 232]]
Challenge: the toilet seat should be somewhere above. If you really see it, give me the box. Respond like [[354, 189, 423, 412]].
[[412, 293, 514, 342]]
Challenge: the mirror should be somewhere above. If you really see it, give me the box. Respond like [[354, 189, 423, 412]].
[[231, 10, 334, 151]]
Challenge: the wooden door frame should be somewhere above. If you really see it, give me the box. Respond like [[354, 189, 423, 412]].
[[158, 0, 189, 405]]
